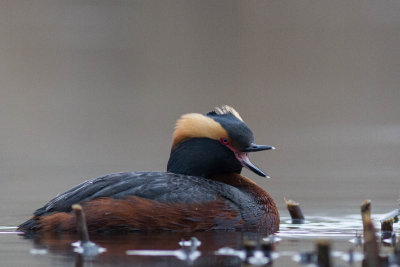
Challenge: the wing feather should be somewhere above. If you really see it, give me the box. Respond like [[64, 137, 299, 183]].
[[33, 172, 231, 216]]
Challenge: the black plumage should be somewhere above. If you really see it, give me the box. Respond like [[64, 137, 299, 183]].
[[33, 172, 245, 216]]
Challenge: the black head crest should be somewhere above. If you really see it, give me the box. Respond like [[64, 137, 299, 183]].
[[206, 105, 243, 122], [206, 106, 254, 150]]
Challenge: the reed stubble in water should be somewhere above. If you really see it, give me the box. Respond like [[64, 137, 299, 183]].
[[72, 204, 106, 259], [362, 219, 380, 267], [242, 238, 257, 258], [73, 204, 90, 243], [381, 217, 394, 240], [316, 240, 331, 267], [361, 200, 371, 224], [360, 200, 387, 267], [284, 198, 305, 224]]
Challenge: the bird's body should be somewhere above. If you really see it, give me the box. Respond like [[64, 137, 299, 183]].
[[19, 106, 279, 234]]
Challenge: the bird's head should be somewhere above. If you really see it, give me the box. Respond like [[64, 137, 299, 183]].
[[167, 106, 274, 178]]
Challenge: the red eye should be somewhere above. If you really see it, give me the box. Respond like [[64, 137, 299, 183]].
[[220, 138, 229, 145]]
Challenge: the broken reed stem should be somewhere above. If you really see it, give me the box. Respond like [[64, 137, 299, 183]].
[[285, 198, 305, 224], [316, 239, 331, 267], [381, 218, 394, 239], [361, 200, 371, 226], [363, 218, 380, 267], [361, 200, 380, 267], [72, 204, 90, 243], [260, 240, 274, 259], [243, 239, 257, 259], [381, 218, 394, 232]]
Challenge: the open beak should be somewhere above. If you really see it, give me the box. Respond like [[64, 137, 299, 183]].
[[235, 144, 275, 178]]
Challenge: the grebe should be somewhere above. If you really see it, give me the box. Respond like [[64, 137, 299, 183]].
[[19, 106, 279, 234]]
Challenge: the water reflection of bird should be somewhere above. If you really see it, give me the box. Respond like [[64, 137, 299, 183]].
[[19, 106, 279, 234]]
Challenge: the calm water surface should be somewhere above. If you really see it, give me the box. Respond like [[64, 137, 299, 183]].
[[1, 213, 398, 266]]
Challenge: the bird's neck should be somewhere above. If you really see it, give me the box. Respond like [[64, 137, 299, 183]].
[[167, 138, 243, 178]]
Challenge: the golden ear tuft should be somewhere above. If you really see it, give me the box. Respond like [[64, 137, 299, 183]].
[[212, 105, 243, 121], [171, 113, 229, 148]]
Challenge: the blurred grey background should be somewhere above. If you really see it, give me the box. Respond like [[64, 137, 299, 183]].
[[1, 1, 399, 225]]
